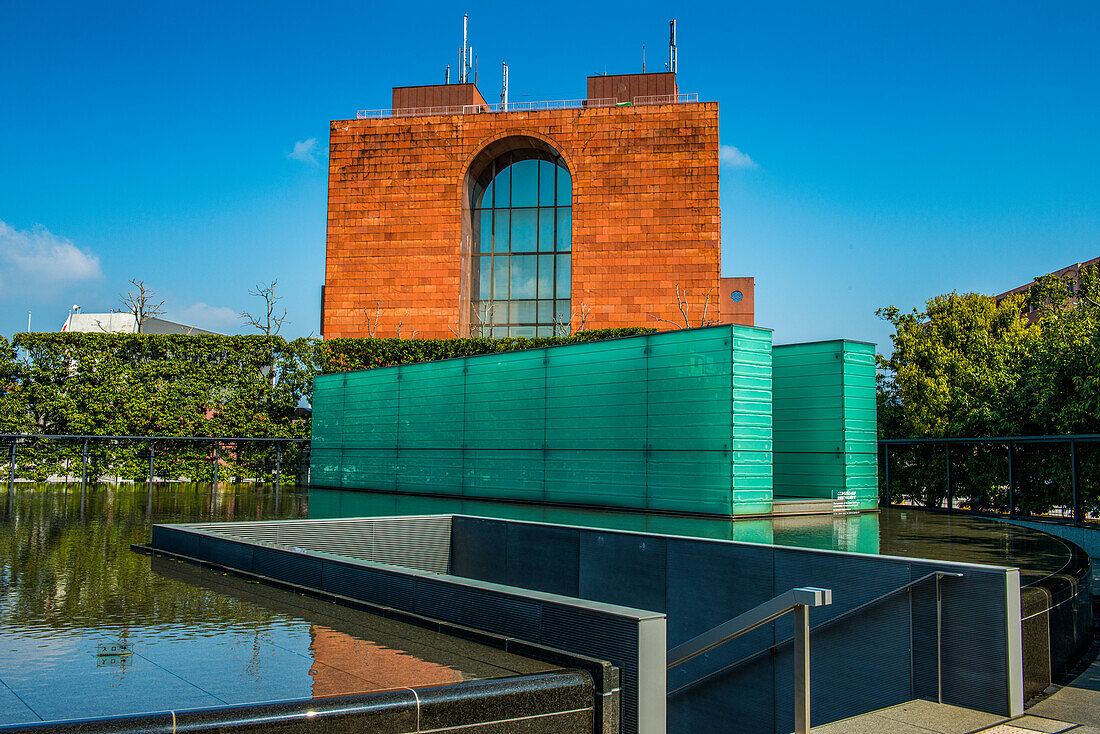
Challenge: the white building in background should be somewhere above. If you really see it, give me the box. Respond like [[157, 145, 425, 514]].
[[60, 312, 222, 336]]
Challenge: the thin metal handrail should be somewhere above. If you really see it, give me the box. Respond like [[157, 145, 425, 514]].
[[880, 433, 1100, 444], [354, 93, 705, 120], [668, 587, 832, 734], [0, 434, 307, 442], [4, 434, 309, 491], [668, 570, 962, 698], [667, 587, 831, 670]]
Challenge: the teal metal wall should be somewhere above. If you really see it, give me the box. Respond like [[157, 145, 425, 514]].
[[311, 325, 773, 515], [771, 340, 878, 510]]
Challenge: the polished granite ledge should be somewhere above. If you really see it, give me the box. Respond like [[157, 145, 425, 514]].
[[0, 670, 596, 734]]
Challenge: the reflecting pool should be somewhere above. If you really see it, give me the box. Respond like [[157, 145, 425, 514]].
[[0, 483, 552, 726], [308, 488, 1078, 584]]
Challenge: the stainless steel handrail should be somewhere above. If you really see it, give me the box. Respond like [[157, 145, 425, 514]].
[[668, 570, 963, 701], [667, 587, 832, 734]]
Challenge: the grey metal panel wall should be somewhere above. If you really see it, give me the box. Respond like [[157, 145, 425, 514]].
[[665, 539, 779, 732], [937, 567, 1010, 711], [449, 517, 1020, 731]]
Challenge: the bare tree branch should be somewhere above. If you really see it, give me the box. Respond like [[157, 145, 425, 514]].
[[675, 285, 691, 327], [648, 313, 685, 328], [699, 289, 714, 327], [241, 279, 288, 335], [119, 279, 165, 334], [574, 303, 592, 332], [648, 285, 718, 329], [364, 300, 381, 338], [472, 300, 495, 338], [394, 310, 420, 339]]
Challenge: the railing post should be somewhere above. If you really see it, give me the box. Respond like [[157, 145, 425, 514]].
[[882, 443, 890, 505], [1007, 442, 1015, 516], [944, 443, 952, 510], [794, 604, 811, 734], [7, 438, 15, 492], [213, 441, 219, 487], [1070, 440, 1080, 524], [80, 438, 88, 490], [148, 440, 155, 485], [936, 574, 943, 704], [275, 442, 281, 488]]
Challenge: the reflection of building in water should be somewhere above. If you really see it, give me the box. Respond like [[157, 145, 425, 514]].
[[309, 625, 463, 698]]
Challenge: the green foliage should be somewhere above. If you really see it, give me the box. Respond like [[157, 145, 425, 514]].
[[315, 328, 657, 373], [12, 333, 314, 438], [3, 328, 654, 483], [0, 336, 32, 434], [876, 292, 1035, 438], [877, 265, 1100, 515]]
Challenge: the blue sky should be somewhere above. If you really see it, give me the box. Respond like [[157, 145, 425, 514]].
[[1, 1, 1096, 352]]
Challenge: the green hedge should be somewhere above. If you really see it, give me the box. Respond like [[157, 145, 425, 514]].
[[315, 328, 658, 373], [0, 328, 655, 483]]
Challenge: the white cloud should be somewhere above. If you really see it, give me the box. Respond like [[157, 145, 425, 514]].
[[0, 219, 102, 297], [288, 138, 319, 165], [719, 144, 758, 169], [175, 302, 240, 331]]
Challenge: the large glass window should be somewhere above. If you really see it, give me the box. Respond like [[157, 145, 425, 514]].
[[471, 150, 571, 338]]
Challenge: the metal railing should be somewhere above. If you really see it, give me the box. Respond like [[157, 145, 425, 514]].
[[667, 587, 832, 734], [879, 434, 1100, 523], [668, 572, 963, 730], [355, 92, 701, 119], [633, 93, 699, 105], [1, 434, 309, 490]]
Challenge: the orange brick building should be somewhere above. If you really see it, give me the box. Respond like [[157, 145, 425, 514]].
[[322, 72, 753, 338]]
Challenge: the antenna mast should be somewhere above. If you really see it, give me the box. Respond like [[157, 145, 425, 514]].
[[501, 61, 509, 110], [461, 14, 468, 83], [668, 19, 678, 74]]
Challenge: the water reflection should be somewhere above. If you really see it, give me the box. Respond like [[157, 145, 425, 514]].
[[0, 483, 522, 726], [308, 487, 884, 555], [308, 487, 1075, 584]]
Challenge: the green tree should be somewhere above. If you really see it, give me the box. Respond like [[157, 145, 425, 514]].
[[876, 292, 1035, 438], [1021, 265, 1100, 434]]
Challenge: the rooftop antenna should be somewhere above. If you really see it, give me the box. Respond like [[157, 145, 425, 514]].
[[445, 64, 451, 84], [461, 13, 468, 83], [501, 61, 509, 110], [642, 44, 646, 73], [668, 19, 678, 74]]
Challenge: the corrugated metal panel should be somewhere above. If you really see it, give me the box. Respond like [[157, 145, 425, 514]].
[[311, 326, 775, 516]]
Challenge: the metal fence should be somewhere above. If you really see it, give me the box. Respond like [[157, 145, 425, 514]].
[[1, 434, 310, 490], [879, 435, 1100, 524], [355, 93, 702, 119]]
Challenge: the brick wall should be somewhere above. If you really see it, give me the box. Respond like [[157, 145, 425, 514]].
[[720, 276, 755, 327], [324, 102, 720, 338]]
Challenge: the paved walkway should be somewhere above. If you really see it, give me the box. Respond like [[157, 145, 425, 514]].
[[813, 651, 1100, 734]]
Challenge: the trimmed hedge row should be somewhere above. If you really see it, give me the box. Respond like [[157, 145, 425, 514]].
[[3, 328, 658, 437], [0, 328, 654, 482]]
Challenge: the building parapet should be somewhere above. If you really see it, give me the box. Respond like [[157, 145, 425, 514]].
[[356, 93, 700, 120]]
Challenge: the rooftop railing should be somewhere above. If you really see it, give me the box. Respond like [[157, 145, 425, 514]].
[[355, 92, 700, 119]]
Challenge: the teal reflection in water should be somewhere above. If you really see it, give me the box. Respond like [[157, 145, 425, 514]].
[[309, 488, 1076, 584], [307, 488, 883, 555]]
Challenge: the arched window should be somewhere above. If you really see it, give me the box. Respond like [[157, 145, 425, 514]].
[[470, 149, 571, 338]]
